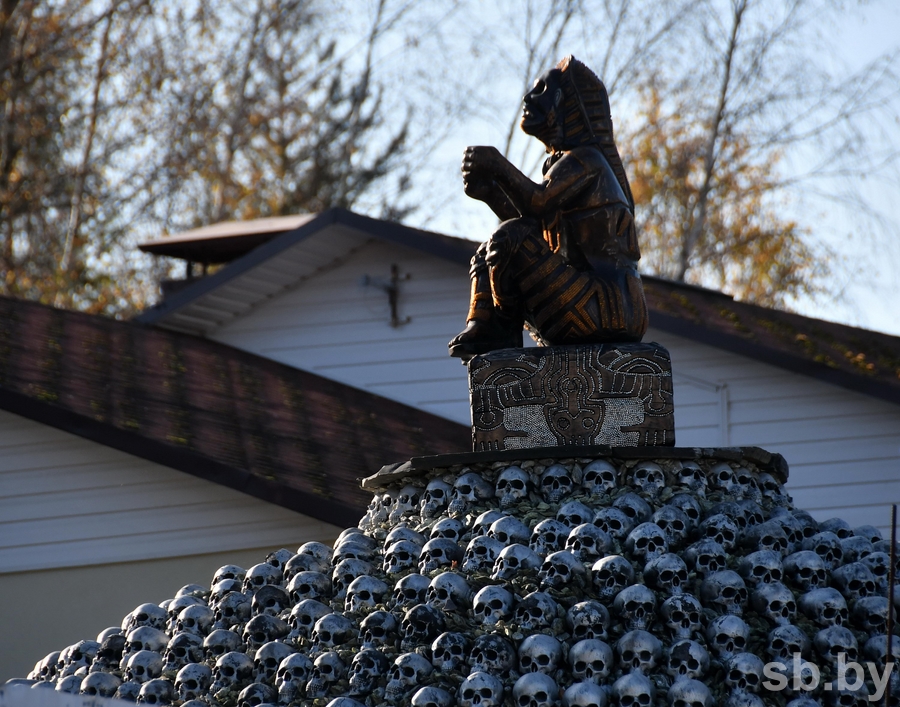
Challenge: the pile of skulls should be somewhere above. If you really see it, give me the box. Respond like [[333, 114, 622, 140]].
[[13, 454, 900, 707]]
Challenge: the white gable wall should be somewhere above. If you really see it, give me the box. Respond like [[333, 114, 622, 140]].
[[0, 408, 342, 682], [209, 244, 900, 534]]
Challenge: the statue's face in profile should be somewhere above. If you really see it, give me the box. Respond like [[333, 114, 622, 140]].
[[521, 68, 565, 148]]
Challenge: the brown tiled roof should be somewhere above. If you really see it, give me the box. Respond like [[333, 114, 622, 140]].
[[642, 278, 900, 405], [0, 297, 470, 526]]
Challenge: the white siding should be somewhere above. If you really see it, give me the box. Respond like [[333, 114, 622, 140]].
[[211, 239, 473, 423], [0, 410, 343, 574]]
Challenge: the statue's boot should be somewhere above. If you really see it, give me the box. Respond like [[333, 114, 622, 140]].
[[448, 267, 522, 362]]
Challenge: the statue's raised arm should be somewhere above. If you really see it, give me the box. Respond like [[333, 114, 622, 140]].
[[449, 56, 648, 361]]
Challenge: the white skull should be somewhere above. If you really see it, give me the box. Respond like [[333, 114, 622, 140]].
[[458, 671, 504, 707], [557, 501, 595, 529], [512, 673, 560, 707], [624, 522, 668, 563], [213, 592, 250, 630], [801, 531, 844, 569], [737, 550, 784, 586], [389, 485, 423, 524], [400, 604, 445, 651], [495, 466, 531, 507], [360, 610, 399, 650], [667, 639, 710, 682], [684, 540, 726, 577], [530, 519, 571, 557], [203, 629, 242, 661], [709, 462, 739, 495], [630, 461, 665, 498], [448, 472, 493, 515], [243, 614, 290, 651], [540, 550, 586, 590], [431, 517, 466, 543], [852, 595, 893, 633], [540, 464, 574, 503], [742, 520, 789, 556], [840, 535, 874, 563], [288, 599, 331, 641], [425, 572, 471, 612], [668, 678, 714, 706], [59, 640, 100, 677], [613, 493, 652, 524], [124, 603, 168, 633], [412, 686, 455, 707], [284, 553, 328, 580], [173, 605, 214, 639], [212, 564, 246, 586], [569, 639, 613, 683], [472, 585, 515, 625], [489, 515, 531, 546], [163, 633, 203, 673], [614, 584, 657, 631], [391, 574, 431, 611], [211, 651, 254, 693], [254, 641, 294, 684], [734, 467, 762, 502], [616, 629, 662, 674], [643, 553, 689, 595], [831, 562, 878, 604], [518, 634, 563, 675], [813, 626, 859, 665], [289, 570, 333, 603], [674, 460, 707, 496], [124, 651, 163, 685], [348, 649, 389, 697], [798, 587, 848, 628], [471, 510, 507, 536], [566, 600, 610, 642], [593, 508, 634, 541], [612, 672, 655, 707], [700, 570, 748, 615], [243, 563, 283, 594], [514, 591, 561, 632], [469, 633, 516, 674], [750, 581, 797, 626], [582, 459, 617, 496], [275, 653, 313, 704], [462, 535, 505, 573], [311, 613, 355, 653], [766, 624, 810, 663], [421, 479, 453, 519], [652, 506, 691, 549], [383, 541, 421, 575], [706, 615, 750, 660], [493, 544, 542, 580], [137, 678, 174, 706], [431, 631, 469, 673], [419, 538, 462, 574], [305, 651, 346, 699], [591, 555, 635, 601], [345, 575, 389, 614], [566, 524, 613, 563], [660, 594, 703, 640], [562, 682, 607, 707], [699, 514, 739, 551], [725, 652, 765, 693], [385, 526, 427, 549], [80, 672, 121, 697], [758, 472, 789, 505], [667, 493, 702, 526], [784, 550, 828, 591]]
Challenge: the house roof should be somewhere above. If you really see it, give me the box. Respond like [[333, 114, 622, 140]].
[[0, 296, 470, 526], [138, 208, 900, 408], [138, 215, 316, 263]]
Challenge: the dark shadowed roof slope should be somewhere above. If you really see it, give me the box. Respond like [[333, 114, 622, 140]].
[[0, 296, 470, 526], [642, 278, 900, 405]]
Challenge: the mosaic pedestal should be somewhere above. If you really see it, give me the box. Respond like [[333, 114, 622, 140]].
[[467, 342, 675, 452]]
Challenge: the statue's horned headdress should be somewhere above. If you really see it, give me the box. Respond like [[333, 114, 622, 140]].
[[557, 55, 634, 212]]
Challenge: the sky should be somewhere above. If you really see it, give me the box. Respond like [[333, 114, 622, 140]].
[[392, 1, 900, 338]]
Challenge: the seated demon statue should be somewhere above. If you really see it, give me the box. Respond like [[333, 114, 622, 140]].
[[449, 56, 648, 361]]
